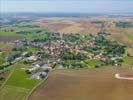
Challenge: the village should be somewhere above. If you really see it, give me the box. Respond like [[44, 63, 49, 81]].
[[0, 31, 126, 80]]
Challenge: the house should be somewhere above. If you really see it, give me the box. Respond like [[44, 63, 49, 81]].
[[7, 53, 22, 62], [41, 65, 53, 72], [26, 56, 37, 61], [21, 52, 28, 57], [26, 66, 40, 74], [38, 72, 47, 80]]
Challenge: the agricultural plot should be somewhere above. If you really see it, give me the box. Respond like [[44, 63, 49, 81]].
[[0, 42, 6, 48], [0, 27, 47, 41], [29, 67, 133, 100], [0, 64, 40, 100], [0, 85, 29, 100], [123, 56, 133, 65]]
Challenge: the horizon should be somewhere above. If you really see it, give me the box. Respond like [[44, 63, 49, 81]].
[[1, 0, 133, 14]]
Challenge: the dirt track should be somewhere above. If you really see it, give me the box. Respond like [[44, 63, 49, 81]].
[[29, 67, 133, 100]]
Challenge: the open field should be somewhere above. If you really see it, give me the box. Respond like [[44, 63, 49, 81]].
[[0, 85, 29, 100], [0, 36, 23, 43], [36, 18, 102, 34], [0, 42, 6, 48], [123, 56, 133, 65], [29, 67, 133, 100], [0, 26, 47, 40], [0, 64, 40, 100], [127, 48, 133, 56]]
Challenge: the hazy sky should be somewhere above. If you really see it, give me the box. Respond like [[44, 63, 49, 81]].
[[1, 0, 133, 14]]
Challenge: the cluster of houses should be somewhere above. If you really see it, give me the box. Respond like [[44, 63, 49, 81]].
[[23, 51, 55, 80], [26, 60, 53, 80], [1, 32, 126, 80]]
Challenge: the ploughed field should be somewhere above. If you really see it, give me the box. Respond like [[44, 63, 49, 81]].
[[29, 67, 133, 100]]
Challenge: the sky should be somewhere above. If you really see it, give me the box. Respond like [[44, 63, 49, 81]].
[[1, 0, 133, 14]]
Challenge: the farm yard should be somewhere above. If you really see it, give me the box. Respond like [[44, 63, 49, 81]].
[[29, 67, 133, 100]]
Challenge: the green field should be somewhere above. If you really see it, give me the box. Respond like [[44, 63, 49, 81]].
[[124, 33, 133, 40], [123, 56, 133, 65], [84, 60, 104, 67], [0, 42, 7, 48], [0, 85, 29, 100], [0, 63, 40, 100], [6, 64, 39, 89], [0, 27, 48, 40]]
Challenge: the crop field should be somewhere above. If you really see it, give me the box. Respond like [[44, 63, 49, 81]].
[[0, 42, 6, 48], [29, 67, 133, 100], [0, 64, 40, 100], [36, 18, 101, 34], [0, 36, 23, 43], [0, 26, 47, 40], [123, 56, 133, 65], [0, 85, 29, 100]]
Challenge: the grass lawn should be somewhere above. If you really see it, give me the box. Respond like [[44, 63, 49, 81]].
[[123, 56, 133, 65], [84, 60, 104, 67]]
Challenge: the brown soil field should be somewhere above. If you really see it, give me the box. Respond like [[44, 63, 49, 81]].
[[0, 36, 23, 43], [107, 26, 133, 46], [29, 67, 133, 100], [0, 44, 21, 51], [36, 18, 102, 34]]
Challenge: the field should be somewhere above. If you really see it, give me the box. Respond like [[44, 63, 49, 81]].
[[0, 36, 23, 43], [0, 85, 29, 100], [123, 56, 133, 65], [0, 27, 47, 41], [29, 67, 133, 100], [0, 42, 6, 48], [0, 64, 40, 100], [84, 59, 104, 67]]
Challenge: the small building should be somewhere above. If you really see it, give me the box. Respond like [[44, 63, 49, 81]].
[[26, 56, 37, 61]]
